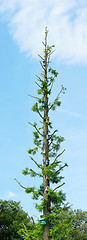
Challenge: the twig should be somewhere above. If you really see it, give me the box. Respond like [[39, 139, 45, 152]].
[[14, 178, 26, 189], [37, 108, 44, 120], [30, 156, 42, 169], [38, 54, 44, 60], [54, 149, 65, 161], [56, 164, 67, 174], [34, 125, 43, 137], [28, 94, 39, 100], [53, 182, 65, 191], [36, 75, 43, 82], [35, 81, 42, 89], [30, 169, 43, 178]]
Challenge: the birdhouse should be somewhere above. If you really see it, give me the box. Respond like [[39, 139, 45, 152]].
[[39, 219, 47, 225], [39, 185, 44, 195], [43, 61, 46, 66], [41, 83, 44, 88], [48, 206, 50, 211], [46, 159, 49, 166], [40, 185, 44, 191], [43, 148, 45, 154], [46, 174, 49, 180], [42, 101, 46, 108], [46, 117, 49, 124]]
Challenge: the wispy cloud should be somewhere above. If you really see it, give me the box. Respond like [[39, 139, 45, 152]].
[[5, 191, 17, 199], [58, 108, 87, 120], [0, 0, 87, 63]]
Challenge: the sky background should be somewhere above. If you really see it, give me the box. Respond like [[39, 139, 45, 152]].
[[0, 0, 87, 218]]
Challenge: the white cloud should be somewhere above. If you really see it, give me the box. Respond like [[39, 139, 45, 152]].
[[5, 191, 17, 199], [58, 108, 87, 120], [0, 0, 87, 63]]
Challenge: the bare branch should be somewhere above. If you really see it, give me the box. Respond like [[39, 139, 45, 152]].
[[35, 81, 42, 89], [28, 94, 40, 100], [48, 130, 57, 147], [34, 124, 43, 137], [50, 161, 61, 166], [54, 149, 65, 161], [14, 178, 26, 189], [42, 41, 45, 46], [38, 54, 44, 61], [53, 182, 65, 191], [36, 75, 43, 82], [30, 156, 42, 169], [56, 164, 67, 174], [28, 121, 43, 137], [30, 169, 43, 178], [37, 108, 44, 120], [50, 149, 65, 166]]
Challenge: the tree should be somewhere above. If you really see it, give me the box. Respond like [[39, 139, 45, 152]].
[[0, 200, 33, 240], [68, 209, 87, 240], [18, 208, 87, 240], [15, 27, 67, 240]]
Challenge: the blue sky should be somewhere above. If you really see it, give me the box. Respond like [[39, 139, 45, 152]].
[[0, 0, 87, 218]]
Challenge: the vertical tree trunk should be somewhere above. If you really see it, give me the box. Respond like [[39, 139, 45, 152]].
[[43, 27, 50, 240]]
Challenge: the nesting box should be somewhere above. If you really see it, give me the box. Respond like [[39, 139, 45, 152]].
[[39, 219, 47, 225], [46, 174, 49, 180], [41, 83, 44, 88], [46, 159, 49, 166], [46, 117, 49, 123], [40, 185, 44, 191], [43, 61, 46, 66], [39, 185, 44, 195], [43, 148, 45, 154], [42, 101, 46, 108], [48, 206, 50, 211]]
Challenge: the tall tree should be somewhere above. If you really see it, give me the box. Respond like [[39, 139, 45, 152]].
[[15, 27, 67, 240]]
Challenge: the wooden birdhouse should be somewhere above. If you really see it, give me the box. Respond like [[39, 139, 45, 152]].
[[46, 174, 49, 180], [46, 117, 49, 123], [46, 159, 49, 166], [43, 61, 46, 66], [43, 148, 45, 154], [48, 206, 50, 211], [42, 101, 46, 108]]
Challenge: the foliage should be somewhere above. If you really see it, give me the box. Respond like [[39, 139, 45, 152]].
[[18, 207, 87, 240], [15, 27, 68, 240], [0, 200, 33, 240]]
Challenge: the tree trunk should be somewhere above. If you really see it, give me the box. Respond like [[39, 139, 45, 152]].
[[43, 27, 50, 240]]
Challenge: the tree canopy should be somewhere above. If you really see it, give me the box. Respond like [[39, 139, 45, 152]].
[[0, 200, 33, 240]]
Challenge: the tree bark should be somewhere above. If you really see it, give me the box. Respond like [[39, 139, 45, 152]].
[[43, 27, 50, 240]]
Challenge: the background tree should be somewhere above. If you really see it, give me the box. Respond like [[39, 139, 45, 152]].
[[15, 27, 67, 240], [0, 200, 33, 240], [18, 207, 87, 240]]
